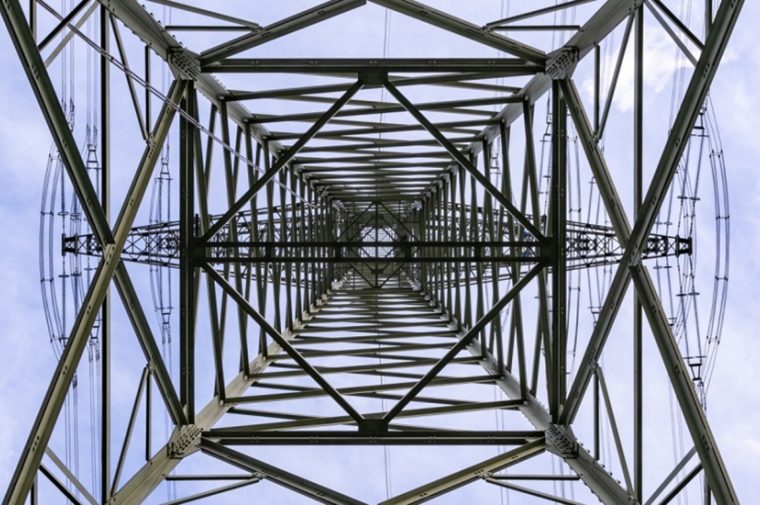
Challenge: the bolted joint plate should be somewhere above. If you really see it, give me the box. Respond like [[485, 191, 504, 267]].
[[545, 424, 578, 459], [170, 49, 202, 80], [169, 424, 203, 458], [546, 47, 579, 80], [358, 419, 389, 435]]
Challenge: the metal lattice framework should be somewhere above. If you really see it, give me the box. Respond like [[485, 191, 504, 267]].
[[0, 0, 743, 504]]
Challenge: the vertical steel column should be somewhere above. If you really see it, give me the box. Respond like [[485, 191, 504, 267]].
[[474, 150, 486, 352], [466, 155, 476, 330], [292, 172, 302, 320], [483, 141, 500, 358], [307, 183, 316, 308], [179, 81, 196, 422], [421, 198, 428, 294], [458, 165, 466, 328], [500, 123, 526, 394], [27, 0, 35, 39], [443, 175, 452, 315], [449, 169, 458, 324], [594, 44, 601, 134], [99, 4, 111, 502], [320, 194, 328, 295], [523, 100, 551, 399], [299, 177, 308, 316], [633, 4, 645, 502], [219, 103, 249, 375], [435, 182, 448, 304], [551, 81, 568, 419], [144, 46, 150, 127], [252, 143, 268, 356], [284, 170, 294, 330], [266, 147, 281, 332]]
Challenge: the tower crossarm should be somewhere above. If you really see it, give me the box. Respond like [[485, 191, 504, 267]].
[[63, 211, 691, 270]]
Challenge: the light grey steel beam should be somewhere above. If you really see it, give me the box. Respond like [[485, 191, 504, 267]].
[[144, 0, 261, 29], [410, 278, 635, 505], [485, 0, 598, 27], [382, 80, 544, 239], [488, 475, 580, 481], [108, 282, 345, 505], [114, 262, 187, 426], [477, 0, 644, 149], [633, 5, 645, 502], [368, 0, 546, 65], [201, 439, 368, 505], [559, 0, 742, 498], [165, 24, 249, 32], [598, 12, 635, 140], [162, 479, 260, 505], [656, 465, 703, 505], [44, 448, 98, 505], [164, 475, 256, 481], [597, 366, 634, 494], [0, 2, 184, 501], [204, 265, 364, 423], [202, 80, 364, 241], [486, 479, 585, 505], [2, 0, 112, 244], [205, 430, 541, 445], [650, 0, 704, 49], [204, 58, 541, 74], [99, 5, 112, 502], [39, 0, 99, 68], [383, 263, 543, 422], [226, 72, 518, 101], [220, 400, 522, 431], [378, 439, 545, 505], [645, 447, 697, 505], [248, 95, 519, 124], [272, 119, 497, 140], [109, 13, 148, 140], [198, 0, 366, 65], [491, 25, 581, 32], [39, 465, 85, 505], [36, 0, 89, 50], [645, 1, 699, 66], [111, 367, 150, 494]]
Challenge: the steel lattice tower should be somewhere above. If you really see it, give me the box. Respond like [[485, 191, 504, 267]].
[[0, 0, 743, 504]]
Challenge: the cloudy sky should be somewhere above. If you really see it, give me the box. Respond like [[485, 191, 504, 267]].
[[0, 1, 758, 503]]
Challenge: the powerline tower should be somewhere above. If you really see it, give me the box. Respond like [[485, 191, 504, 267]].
[[0, 0, 743, 504]]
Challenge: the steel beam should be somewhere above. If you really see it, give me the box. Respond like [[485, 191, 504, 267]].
[[201, 439, 367, 505], [113, 264, 187, 426], [108, 283, 344, 504], [0, 2, 185, 501], [382, 80, 544, 239], [204, 265, 364, 423], [559, 0, 742, 499], [383, 263, 543, 421], [378, 439, 545, 505], [198, 0, 366, 65], [201, 80, 364, 241], [204, 58, 542, 74], [368, 0, 546, 65], [204, 430, 541, 445]]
